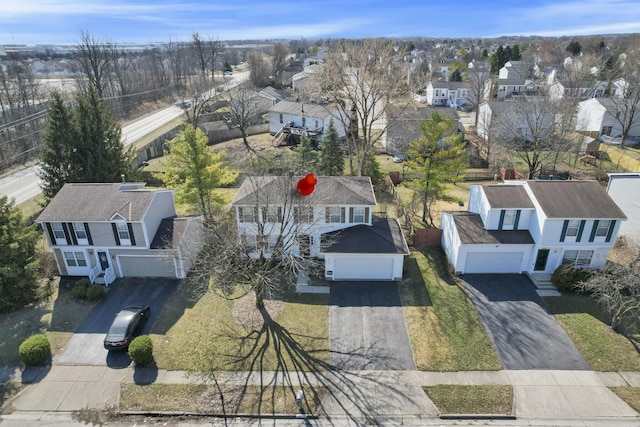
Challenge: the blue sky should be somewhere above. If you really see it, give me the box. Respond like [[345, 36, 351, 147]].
[[2, 0, 640, 46]]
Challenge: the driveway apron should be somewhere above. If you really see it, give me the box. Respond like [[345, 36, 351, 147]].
[[54, 278, 179, 367], [461, 274, 590, 370], [329, 281, 415, 370]]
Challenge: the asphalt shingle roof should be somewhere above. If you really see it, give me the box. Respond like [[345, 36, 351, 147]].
[[527, 180, 626, 219], [36, 183, 159, 222], [450, 211, 535, 245], [321, 218, 409, 254], [268, 100, 332, 119], [231, 176, 376, 206], [150, 216, 195, 249], [482, 185, 535, 209]]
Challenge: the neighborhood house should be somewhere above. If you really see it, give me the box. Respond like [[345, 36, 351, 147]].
[[441, 180, 626, 275], [231, 175, 409, 281], [36, 182, 204, 285]]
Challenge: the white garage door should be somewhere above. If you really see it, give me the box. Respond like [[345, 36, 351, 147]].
[[333, 257, 394, 280], [464, 252, 524, 273], [118, 256, 176, 278]]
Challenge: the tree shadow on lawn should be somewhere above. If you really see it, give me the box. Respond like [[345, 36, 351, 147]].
[[196, 309, 412, 423]]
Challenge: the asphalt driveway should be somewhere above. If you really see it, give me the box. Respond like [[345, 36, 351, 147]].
[[461, 274, 590, 370], [329, 281, 415, 370], [54, 277, 179, 367]]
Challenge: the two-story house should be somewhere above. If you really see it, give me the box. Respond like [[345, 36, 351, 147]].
[[441, 180, 626, 275], [36, 183, 203, 285], [425, 81, 490, 109], [498, 61, 529, 80], [231, 175, 409, 281], [575, 98, 640, 142], [269, 100, 348, 145], [496, 79, 539, 101]]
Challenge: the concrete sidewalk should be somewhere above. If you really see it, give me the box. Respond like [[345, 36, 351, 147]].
[[3, 365, 639, 424]]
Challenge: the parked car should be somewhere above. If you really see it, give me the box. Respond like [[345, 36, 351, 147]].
[[392, 153, 405, 163], [103, 305, 150, 351], [223, 71, 233, 76], [175, 100, 191, 108]]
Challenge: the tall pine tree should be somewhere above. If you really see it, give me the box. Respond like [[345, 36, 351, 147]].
[[317, 119, 344, 176], [292, 134, 318, 174]]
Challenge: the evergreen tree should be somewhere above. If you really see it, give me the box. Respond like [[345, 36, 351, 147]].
[[292, 134, 318, 174], [504, 45, 513, 62], [317, 119, 344, 176], [363, 151, 384, 189], [450, 69, 462, 82], [159, 124, 237, 221], [512, 44, 522, 60], [481, 48, 488, 59], [406, 112, 468, 226], [39, 87, 134, 201], [0, 196, 40, 313], [566, 41, 582, 56], [39, 92, 78, 202]]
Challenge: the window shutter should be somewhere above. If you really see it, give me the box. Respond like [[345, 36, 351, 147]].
[[576, 220, 586, 242], [261, 208, 266, 223], [84, 223, 93, 245], [127, 223, 136, 246], [560, 220, 569, 242], [62, 223, 73, 245], [589, 220, 599, 242], [45, 223, 56, 245], [277, 207, 283, 223], [325, 207, 330, 223], [349, 208, 354, 223], [514, 210, 521, 229], [365, 207, 370, 223], [67, 223, 78, 245], [341, 207, 345, 223], [111, 223, 121, 246], [498, 210, 505, 230], [605, 220, 616, 242]]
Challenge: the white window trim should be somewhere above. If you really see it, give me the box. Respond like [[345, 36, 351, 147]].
[[116, 222, 132, 246]]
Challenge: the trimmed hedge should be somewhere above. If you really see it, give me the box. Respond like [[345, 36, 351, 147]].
[[71, 278, 91, 299], [128, 335, 153, 366], [86, 284, 106, 301], [551, 263, 592, 292], [19, 334, 51, 366]]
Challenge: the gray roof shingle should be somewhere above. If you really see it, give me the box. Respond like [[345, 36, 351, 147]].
[[322, 218, 409, 254], [268, 100, 332, 119], [482, 185, 535, 209], [450, 211, 535, 244], [231, 176, 376, 206], [36, 183, 160, 222], [150, 216, 195, 249]]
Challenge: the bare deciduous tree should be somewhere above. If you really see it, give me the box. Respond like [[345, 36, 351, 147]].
[[603, 55, 640, 148], [247, 52, 269, 87], [226, 83, 263, 153], [271, 43, 289, 82], [73, 31, 111, 98], [315, 39, 412, 176]]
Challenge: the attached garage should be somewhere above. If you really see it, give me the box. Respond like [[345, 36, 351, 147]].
[[118, 256, 177, 278], [332, 257, 395, 281], [464, 251, 525, 273]]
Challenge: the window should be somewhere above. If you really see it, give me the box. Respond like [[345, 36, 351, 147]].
[[238, 206, 257, 223], [325, 207, 345, 223], [279, 113, 283, 124], [503, 210, 516, 226], [602, 126, 612, 136], [73, 222, 87, 240], [294, 206, 313, 223], [302, 117, 306, 127], [264, 206, 282, 223], [596, 220, 611, 237], [315, 120, 319, 128], [116, 222, 130, 241], [352, 207, 366, 223], [64, 251, 87, 267], [51, 222, 65, 240], [566, 220, 581, 237], [563, 250, 593, 268]]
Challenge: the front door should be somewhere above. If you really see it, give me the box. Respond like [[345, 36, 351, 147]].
[[534, 249, 550, 271], [97, 251, 109, 270]]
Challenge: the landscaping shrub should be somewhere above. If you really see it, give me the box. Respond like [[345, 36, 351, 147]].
[[128, 335, 153, 366], [19, 334, 51, 366], [551, 263, 592, 292], [85, 284, 106, 301], [71, 278, 90, 299]]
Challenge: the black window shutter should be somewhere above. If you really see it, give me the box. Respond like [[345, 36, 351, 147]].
[[605, 220, 616, 242], [45, 223, 56, 245], [498, 210, 506, 230], [67, 223, 78, 245], [589, 220, 599, 242], [560, 220, 569, 242], [349, 208, 354, 223], [62, 223, 73, 245], [112, 223, 121, 246], [278, 207, 283, 222], [127, 223, 136, 246], [576, 220, 586, 242], [84, 223, 93, 245], [341, 207, 345, 223], [325, 207, 330, 222], [365, 207, 370, 223], [514, 210, 521, 229]]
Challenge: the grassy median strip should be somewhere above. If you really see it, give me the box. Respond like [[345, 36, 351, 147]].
[[400, 248, 502, 371], [424, 385, 513, 416], [609, 387, 640, 413], [543, 295, 640, 371], [120, 383, 324, 415]]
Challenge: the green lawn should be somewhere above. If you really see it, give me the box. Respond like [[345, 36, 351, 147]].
[[400, 248, 502, 371], [150, 283, 330, 372], [544, 294, 640, 371]]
